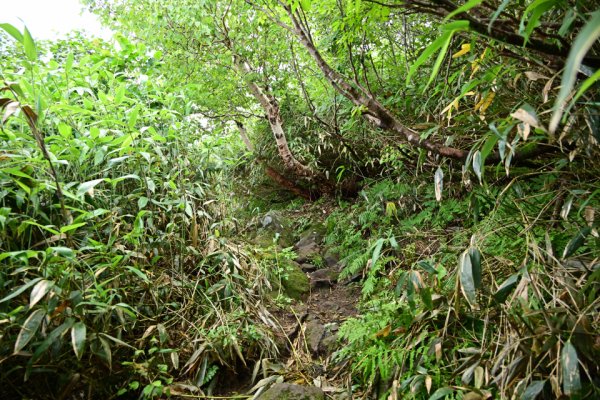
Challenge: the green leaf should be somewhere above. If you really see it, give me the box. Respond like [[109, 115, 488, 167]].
[[416, 260, 436, 274], [99, 336, 112, 369], [126, 266, 150, 283], [77, 179, 106, 196], [407, 34, 450, 84], [60, 222, 87, 234], [481, 132, 499, 163], [472, 150, 483, 183], [493, 273, 519, 303], [4, 167, 35, 180], [15, 309, 45, 352], [550, 10, 600, 133], [429, 387, 454, 400], [444, 0, 484, 21], [47, 246, 75, 258], [371, 238, 385, 269], [30, 280, 53, 308], [0, 277, 43, 304], [521, 380, 546, 400], [138, 196, 149, 209], [459, 250, 478, 308], [23, 26, 37, 61], [562, 227, 591, 259], [520, 0, 557, 45], [71, 322, 87, 360], [0, 23, 23, 43], [425, 31, 454, 90], [487, 0, 511, 33], [32, 319, 74, 362], [468, 247, 482, 289], [561, 341, 581, 396]]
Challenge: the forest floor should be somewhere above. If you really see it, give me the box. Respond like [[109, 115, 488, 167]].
[[214, 202, 364, 399]]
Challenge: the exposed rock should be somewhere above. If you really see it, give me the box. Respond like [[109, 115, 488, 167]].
[[293, 228, 324, 263], [258, 383, 325, 400], [319, 334, 338, 355], [282, 261, 310, 300], [323, 248, 340, 267], [300, 263, 318, 272], [294, 242, 321, 264], [304, 318, 326, 355], [309, 268, 339, 288], [256, 212, 294, 247], [295, 229, 323, 249]]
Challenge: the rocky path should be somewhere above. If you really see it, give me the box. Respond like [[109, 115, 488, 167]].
[[247, 214, 361, 399]]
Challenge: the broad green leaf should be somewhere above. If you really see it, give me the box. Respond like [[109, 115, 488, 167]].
[[371, 238, 385, 269], [138, 196, 149, 209], [459, 250, 478, 308], [4, 167, 35, 180], [425, 31, 454, 90], [520, 0, 557, 45], [407, 34, 451, 84], [561, 341, 581, 396], [99, 336, 112, 369], [493, 273, 519, 303], [30, 280, 53, 308], [444, 0, 484, 21], [522, 380, 546, 400], [473, 150, 483, 183], [126, 266, 150, 283], [562, 227, 591, 259], [0, 277, 43, 303], [47, 246, 75, 258], [32, 319, 74, 362], [481, 132, 499, 163], [77, 179, 106, 196], [468, 247, 482, 289], [128, 105, 140, 129], [71, 322, 87, 360], [488, 0, 510, 33], [416, 260, 436, 274], [15, 309, 45, 352], [0, 23, 24, 43], [429, 387, 454, 400], [22, 26, 37, 61], [60, 222, 87, 234], [550, 10, 600, 133]]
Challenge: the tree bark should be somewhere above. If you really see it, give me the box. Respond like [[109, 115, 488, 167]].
[[234, 120, 313, 200], [233, 55, 314, 176], [283, 6, 469, 160]]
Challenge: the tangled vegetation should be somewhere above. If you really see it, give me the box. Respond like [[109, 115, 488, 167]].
[[1, 0, 599, 399]]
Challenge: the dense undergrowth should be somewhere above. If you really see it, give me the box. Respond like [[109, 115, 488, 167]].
[[0, 33, 285, 398], [2, 0, 600, 399], [325, 172, 599, 399]]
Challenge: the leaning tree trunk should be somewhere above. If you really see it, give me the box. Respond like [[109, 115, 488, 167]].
[[233, 56, 313, 177], [280, 4, 558, 164], [234, 121, 313, 200], [283, 6, 468, 160]]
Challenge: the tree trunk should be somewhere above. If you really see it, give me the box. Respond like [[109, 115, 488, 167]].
[[284, 6, 468, 160], [233, 56, 313, 176], [234, 120, 314, 200]]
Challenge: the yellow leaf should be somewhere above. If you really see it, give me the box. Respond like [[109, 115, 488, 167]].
[[474, 92, 495, 113], [479, 92, 495, 113], [452, 43, 471, 58], [374, 325, 391, 338]]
